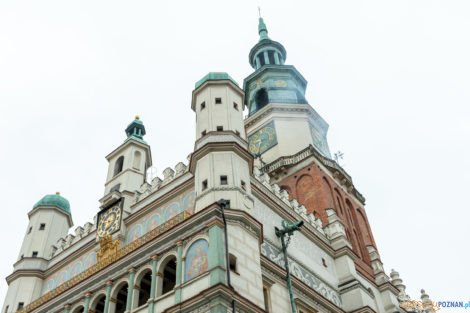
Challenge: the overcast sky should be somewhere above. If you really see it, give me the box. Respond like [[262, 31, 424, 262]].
[[1, 0, 469, 311]]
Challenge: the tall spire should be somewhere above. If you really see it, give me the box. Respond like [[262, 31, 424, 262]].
[[258, 17, 269, 41]]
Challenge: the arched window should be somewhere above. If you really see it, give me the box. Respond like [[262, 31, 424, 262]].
[[137, 270, 152, 307], [114, 156, 124, 176], [71, 306, 84, 313], [114, 283, 128, 313], [159, 257, 177, 295], [255, 88, 269, 111], [133, 151, 142, 171], [90, 295, 106, 313]]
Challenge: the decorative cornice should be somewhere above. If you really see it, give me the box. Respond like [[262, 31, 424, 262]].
[[261, 144, 365, 204]]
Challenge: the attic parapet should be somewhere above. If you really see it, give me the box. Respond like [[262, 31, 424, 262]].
[[252, 165, 326, 235], [134, 159, 190, 204], [50, 219, 96, 258]]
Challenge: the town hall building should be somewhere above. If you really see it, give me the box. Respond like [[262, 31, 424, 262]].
[[2, 16, 428, 313]]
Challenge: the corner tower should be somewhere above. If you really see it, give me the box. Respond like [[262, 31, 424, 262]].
[[3, 193, 72, 312], [244, 17, 331, 164], [190, 72, 254, 212], [102, 116, 152, 212]]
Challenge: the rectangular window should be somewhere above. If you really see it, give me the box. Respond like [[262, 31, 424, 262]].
[[202, 179, 208, 191], [216, 126, 223, 131], [39, 223, 45, 230], [241, 180, 246, 191], [233, 102, 239, 110], [17, 303, 24, 310], [201, 101, 206, 110], [215, 97, 222, 104], [220, 175, 228, 185], [201, 130, 207, 136], [32, 252, 38, 258]]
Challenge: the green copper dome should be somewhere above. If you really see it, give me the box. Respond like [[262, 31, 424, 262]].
[[33, 192, 71, 214], [195, 72, 239, 89], [125, 115, 147, 144]]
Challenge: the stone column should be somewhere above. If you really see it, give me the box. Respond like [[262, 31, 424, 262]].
[[103, 280, 113, 313], [148, 254, 158, 313], [263, 51, 270, 65], [208, 220, 226, 285], [126, 267, 136, 311], [83, 292, 91, 313], [174, 240, 184, 304]]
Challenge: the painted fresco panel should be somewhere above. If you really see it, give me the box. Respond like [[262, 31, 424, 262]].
[[126, 190, 195, 244], [184, 239, 209, 282], [41, 251, 97, 295]]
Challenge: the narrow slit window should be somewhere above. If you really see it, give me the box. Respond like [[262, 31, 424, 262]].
[[200, 101, 206, 110], [229, 254, 237, 272], [216, 126, 223, 131], [241, 180, 246, 190], [215, 97, 222, 104], [233, 102, 239, 110], [235, 130, 240, 136], [201, 130, 207, 136], [28, 227, 32, 234], [202, 179, 208, 191], [39, 223, 45, 230]]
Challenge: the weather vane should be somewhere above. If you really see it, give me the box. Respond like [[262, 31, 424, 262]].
[[334, 151, 344, 164]]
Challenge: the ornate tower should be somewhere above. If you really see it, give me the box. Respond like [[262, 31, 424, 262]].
[[3, 193, 72, 312], [190, 72, 254, 213], [244, 17, 331, 165], [102, 116, 152, 212], [244, 17, 389, 310]]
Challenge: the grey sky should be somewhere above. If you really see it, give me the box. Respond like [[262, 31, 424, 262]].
[[1, 0, 469, 310]]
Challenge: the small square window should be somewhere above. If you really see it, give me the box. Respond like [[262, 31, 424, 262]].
[[32, 252, 38, 258], [39, 223, 45, 230], [216, 126, 223, 131], [235, 130, 240, 136], [17, 303, 24, 310], [202, 179, 208, 191], [233, 102, 239, 110], [220, 175, 228, 185], [200, 101, 206, 110], [241, 180, 246, 190], [322, 258, 328, 268], [201, 130, 207, 136], [215, 97, 222, 104]]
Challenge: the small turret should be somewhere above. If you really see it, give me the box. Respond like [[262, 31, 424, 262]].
[[3, 192, 72, 313], [103, 116, 152, 211]]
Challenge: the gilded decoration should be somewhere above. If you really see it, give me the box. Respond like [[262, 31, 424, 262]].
[[18, 211, 190, 313], [97, 235, 120, 263]]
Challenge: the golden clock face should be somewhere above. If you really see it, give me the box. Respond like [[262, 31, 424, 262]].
[[248, 121, 278, 156], [97, 204, 122, 238]]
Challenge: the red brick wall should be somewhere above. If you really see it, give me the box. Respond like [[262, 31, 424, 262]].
[[277, 162, 378, 280]]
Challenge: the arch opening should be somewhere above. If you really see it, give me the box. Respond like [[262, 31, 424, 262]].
[[255, 88, 269, 112], [92, 295, 106, 313], [160, 257, 177, 295], [115, 283, 128, 313], [114, 156, 124, 176], [138, 270, 152, 307]]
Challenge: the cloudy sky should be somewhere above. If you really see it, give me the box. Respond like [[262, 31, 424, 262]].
[[1, 0, 469, 311]]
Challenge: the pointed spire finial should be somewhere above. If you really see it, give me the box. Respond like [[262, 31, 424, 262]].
[[258, 15, 269, 41]]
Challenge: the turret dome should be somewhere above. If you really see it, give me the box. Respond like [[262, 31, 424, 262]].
[[33, 192, 71, 214]]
